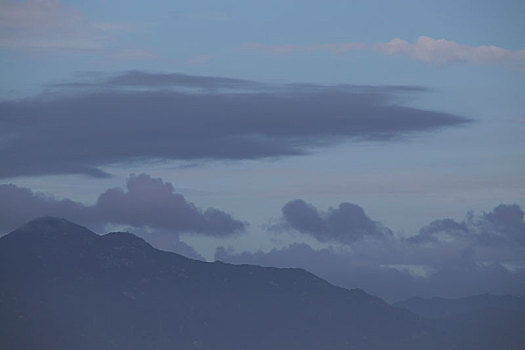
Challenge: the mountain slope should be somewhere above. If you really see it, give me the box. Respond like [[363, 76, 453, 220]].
[[394, 294, 525, 319], [0, 217, 471, 349], [394, 294, 525, 350]]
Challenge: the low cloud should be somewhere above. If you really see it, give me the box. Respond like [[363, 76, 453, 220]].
[[216, 242, 525, 302], [410, 204, 525, 247], [276, 199, 393, 244], [219, 202, 525, 301], [0, 174, 246, 236], [0, 71, 469, 179]]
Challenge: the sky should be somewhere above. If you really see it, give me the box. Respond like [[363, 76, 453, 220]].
[[1, 0, 525, 301]]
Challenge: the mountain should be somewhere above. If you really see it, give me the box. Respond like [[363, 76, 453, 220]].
[[394, 294, 525, 319], [394, 295, 525, 349], [0, 217, 522, 349]]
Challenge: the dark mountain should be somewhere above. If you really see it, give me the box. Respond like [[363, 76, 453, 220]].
[[0, 217, 522, 349], [394, 294, 525, 319], [394, 295, 525, 349]]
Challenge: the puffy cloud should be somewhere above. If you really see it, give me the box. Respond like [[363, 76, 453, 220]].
[[0, 183, 87, 230], [277, 199, 393, 244], [374, 36, 525, 67], [225, 202, 525, 300], [0, 71, 469, 178], [0, 174, 246, 236], [94, 174, 246, 235], [410, 204, 525, 247]]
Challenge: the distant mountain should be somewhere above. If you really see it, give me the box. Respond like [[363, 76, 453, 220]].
[[0, 217, 523, 349]]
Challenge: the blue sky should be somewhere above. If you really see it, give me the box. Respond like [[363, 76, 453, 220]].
[[1, 0, 524, 300]]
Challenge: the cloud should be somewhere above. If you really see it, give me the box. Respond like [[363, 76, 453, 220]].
[[0, 71, 469, 179], [219, 201, 525, 300], [94, 174, 246, 235], [216, 242, 525, 302], [276, 199, 393, 244], [0, 174, 246, 236], [0, 183, 87, 230], [104, 70, 263, 90], [244, 37, 525, 69], [410, 204, 525, 247], [243, 42, 365, 54], [0, 0, 147, 55], [375, 36, 525, 68], [217, 203, 525, 301]]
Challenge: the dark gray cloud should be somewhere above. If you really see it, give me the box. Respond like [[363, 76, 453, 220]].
[[53, 71, 264, 91], [218, 202, 525, 301], [107, 70, 263, 90], [276, 199, 393, 244], [0, 183, 88, 230], [0, 174, 246, 236], [0, 71, 469, 178], [409, 204, 525, 246], [94, 174, 246, 235]]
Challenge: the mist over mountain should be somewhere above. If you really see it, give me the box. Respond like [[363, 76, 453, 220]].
[[1, 217, 524, 349]]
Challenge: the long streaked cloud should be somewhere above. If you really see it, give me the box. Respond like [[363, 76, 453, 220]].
[[0, 71, 469, 179], [0, 174, 246, 236], [219, 203, 525, 301], [244, 36, 525, 69], [0, 0, 150, 57]]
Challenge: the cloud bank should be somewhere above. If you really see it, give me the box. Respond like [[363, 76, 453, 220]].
[[218, 201, 525, 301], [0, 174, 246, 236], [0, 71, 469, 179]]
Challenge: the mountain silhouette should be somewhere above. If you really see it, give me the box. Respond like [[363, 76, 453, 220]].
[[0, 217, 522, 349]]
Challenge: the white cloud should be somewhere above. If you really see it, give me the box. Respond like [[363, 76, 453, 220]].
[[374, 36, 525, 67], [244, 36, 525, 69]]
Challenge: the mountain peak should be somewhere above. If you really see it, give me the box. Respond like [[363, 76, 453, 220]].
[[16, 216, 97, 238], [24, 216, 74, 227]]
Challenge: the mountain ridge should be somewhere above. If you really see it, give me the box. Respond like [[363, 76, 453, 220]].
[[1, 216, 523, 349]]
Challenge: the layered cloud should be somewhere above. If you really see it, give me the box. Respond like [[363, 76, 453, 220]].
[[0, 174, 246, 236], [0, 71, 469, 179], [244, 36, 525, 69], [218, 202, 525, 301]]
